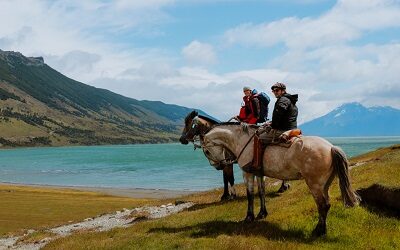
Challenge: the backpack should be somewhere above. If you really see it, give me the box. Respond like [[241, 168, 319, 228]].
[[254, 92, 270, 122]]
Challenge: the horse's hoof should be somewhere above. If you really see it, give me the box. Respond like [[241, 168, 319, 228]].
[[277, 183, 291, 193], [244, 214, 255, 222], [256, 211, 268, 220], [220, 194, 230, 201], [311, 226, 326, 237]]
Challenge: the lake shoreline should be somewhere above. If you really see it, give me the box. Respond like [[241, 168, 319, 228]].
[[0, 182, 198, 199]]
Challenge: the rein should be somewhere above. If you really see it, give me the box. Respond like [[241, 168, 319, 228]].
[[202, 131, 256, 165]]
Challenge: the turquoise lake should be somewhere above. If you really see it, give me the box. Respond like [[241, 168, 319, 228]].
[[1, 137, 400, 191]]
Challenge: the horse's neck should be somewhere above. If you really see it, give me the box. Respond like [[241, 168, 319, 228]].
[[216, 126, 254, 156], [198, 119, 215, 143], [230, 126, 257, 167]]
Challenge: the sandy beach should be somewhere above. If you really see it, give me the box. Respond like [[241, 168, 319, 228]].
[[0, 182, 198, 199]]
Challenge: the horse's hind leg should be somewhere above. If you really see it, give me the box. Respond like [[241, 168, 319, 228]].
[[277, 180, 290, 193], [221, 164, 236, 201], [256, 176, 268, 219], [308, 185, 331, 237]]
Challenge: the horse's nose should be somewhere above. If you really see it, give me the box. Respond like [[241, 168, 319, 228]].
[[215, 164, 225, 171], [179, 135, 189, 145]]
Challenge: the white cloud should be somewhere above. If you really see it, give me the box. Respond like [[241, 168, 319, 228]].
[[223, 0, 400, 49], [1, 0, 400, 123], [182, 40, 217, 66]]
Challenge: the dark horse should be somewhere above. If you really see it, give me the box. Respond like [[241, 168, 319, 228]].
[[180, 111, 236, 200]]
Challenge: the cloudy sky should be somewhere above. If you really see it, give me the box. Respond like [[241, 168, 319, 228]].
[[1, 0, 399, 123]]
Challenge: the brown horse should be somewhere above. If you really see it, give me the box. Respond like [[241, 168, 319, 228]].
[[201, 124, 360, 237], [179, 111, 236, 200]]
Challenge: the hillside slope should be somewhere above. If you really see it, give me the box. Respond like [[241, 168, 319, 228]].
[[0, 50, 199, 147]]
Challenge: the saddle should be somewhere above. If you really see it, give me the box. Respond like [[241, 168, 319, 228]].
[[272, 129, 302, 147], [251, 129, 302, 173]]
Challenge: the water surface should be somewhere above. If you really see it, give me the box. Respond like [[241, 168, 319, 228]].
[[1, 137, 399, 191]]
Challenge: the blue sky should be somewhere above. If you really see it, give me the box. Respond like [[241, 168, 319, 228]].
[[1, 0, 400, 122]]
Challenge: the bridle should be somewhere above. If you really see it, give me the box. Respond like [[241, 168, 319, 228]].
[[183, 115, 256, 166], [183, 117, 210, 150]]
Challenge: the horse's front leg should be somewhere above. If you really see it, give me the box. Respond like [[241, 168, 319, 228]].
[[243, 171, 255, 222], [256, 176, 268, 219], [220, 165, 230, 201], [225, 164, 236, 199]]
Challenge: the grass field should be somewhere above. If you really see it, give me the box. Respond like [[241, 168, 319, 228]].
[[0, 185, 153, 236], [2, 145, 399, 249], [42, 145, 400, 249]]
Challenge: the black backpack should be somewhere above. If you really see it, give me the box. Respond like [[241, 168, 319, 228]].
[[255, 92, 270, 122]]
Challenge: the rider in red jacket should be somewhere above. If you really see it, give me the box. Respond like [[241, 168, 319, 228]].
[[237, 86, 260, 124]]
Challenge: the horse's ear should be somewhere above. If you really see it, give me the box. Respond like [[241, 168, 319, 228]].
[[193, 110, 198, 116]]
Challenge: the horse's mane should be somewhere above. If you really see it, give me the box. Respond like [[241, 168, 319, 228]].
[[217, 122, 240, 125], [198, 114, 221, 125], [212, 122, 259, 135], [215, 122, 259, 128], [185, 110, 198, 125]]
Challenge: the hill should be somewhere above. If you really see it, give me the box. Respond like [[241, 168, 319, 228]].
[[300, 102, 400, 136], [0, 50, 199, 147]]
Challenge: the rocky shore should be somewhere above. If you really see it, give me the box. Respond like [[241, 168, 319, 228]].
[[0, 202, 194, 250]]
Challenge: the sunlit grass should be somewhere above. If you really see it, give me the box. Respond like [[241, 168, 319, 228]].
[[0, 185, 153, 236]]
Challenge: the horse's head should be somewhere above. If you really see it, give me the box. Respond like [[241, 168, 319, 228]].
[[180, 110, 216, 144], [180, 110, 199, 144]]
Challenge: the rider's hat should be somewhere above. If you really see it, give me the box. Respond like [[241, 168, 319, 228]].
[[271, 82, 286, 90]]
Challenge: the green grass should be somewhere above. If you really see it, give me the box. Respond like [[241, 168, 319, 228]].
[[43, 145, 400, 249], [0, 185, 154, 236]]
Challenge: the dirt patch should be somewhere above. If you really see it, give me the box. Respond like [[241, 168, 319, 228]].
[[357, 184, 400, 218]]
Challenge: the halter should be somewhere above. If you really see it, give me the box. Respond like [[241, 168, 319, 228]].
[[184, 116, 256, 165], [183, 116, 211, 150]]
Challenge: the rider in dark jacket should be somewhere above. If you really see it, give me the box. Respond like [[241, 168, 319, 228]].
[[252, 82, 298, 170], [271, 89, 298, 131]]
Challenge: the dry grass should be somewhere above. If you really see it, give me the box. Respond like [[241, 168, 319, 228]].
[[43, 145, 400, 249], [0, 185, 154, 236]]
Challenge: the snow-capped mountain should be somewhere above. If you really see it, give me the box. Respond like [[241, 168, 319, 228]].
[[300, 102, 400, 136]]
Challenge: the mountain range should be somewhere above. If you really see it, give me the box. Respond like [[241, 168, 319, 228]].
[[1, 50, 399, 148], [300, 102, 400, 136], [0, 50, 201, 147]]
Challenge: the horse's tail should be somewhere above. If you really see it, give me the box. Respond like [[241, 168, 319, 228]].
[[331, 146, 360, 207]]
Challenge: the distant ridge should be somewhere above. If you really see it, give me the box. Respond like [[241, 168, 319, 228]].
[[300, 102, 400, 136], [0, 50, 203, 147]]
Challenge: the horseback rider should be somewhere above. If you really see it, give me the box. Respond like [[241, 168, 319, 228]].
[[237, 86, 259, 124], [270, 82, 298, 131], [252, 82, 299, 171], [237, 87, 270, 124]]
